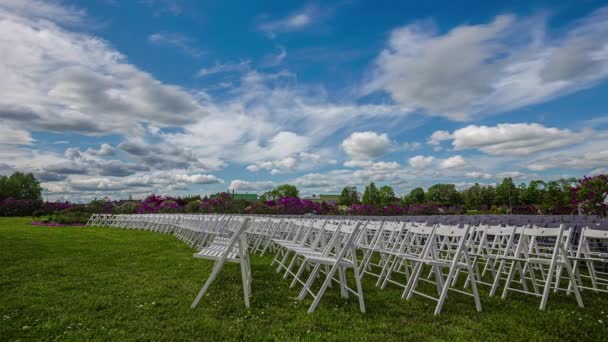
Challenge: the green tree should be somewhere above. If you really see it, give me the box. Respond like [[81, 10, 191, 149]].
[[339, 186, 359, 206], [495, 177, 520, 212], [522, 180, 545, 205], [426, 184, 462, 205], [378, 185, 396, 206], [362, 182, 380, 205], [403, 187, 425, 204], [0, 172, 42, 200], [260, 184, 300, 201], [462, 183, 483, 210], [480, 185, 496, 209]]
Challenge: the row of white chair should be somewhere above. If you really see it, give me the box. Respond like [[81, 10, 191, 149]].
[[86, 214, 608, 314]]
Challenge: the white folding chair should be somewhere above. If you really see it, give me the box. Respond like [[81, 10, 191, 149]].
[[403, 224, 482, 315], [191, 218, 253, 308], [497, 224, 584, 310]]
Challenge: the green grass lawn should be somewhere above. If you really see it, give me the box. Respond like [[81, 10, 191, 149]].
[[1, 217, 607, 341]]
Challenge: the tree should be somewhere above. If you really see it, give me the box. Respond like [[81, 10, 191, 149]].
[[426, 184, 461, 205], [260, 184, 300, 201], [339, 186, 359, 206], [378, 185, 396, 206], [462, 183, 483, 210], [0, 172, 42, 200], [362, 182, 380, 205], [521, 180, 545, 205], [495, 177, 520, 212], [480, 185, 496, 209], [403, 187, 425, 205]]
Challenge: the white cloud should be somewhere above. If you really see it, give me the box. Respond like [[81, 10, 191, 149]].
[[0, 4, 204, 136], [0, 0, 84, 25], [228, 180, 276, 192], [261, 46, 287, 67], [402, 141, 423, 151], [246, 157, 296, 173], [257, 5, 316, 37], [148, 32, 203, 57], [409, 155, 435, 169], [441, 123, 585, 155], [428, 130, 451, 146], [174, 174, 224, 184], [196, 60, 250, 77], [527, 145, 608, 171], [85, 143, 115, 157], [342, 131, 392, 161], [0, 123, 33, 145], [439, 155, 466, 169], [364, 8, 608, 120]]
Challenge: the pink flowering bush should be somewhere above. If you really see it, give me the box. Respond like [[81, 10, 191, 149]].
[[137, 194, 182, 214], [572, 174, 608, 217]]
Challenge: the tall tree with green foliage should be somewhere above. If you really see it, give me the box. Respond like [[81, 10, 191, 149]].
[[402, 187, 425, 205], [0, 172, 42, 200], [259, 184, 300, 201], [495, 177, 520, 211], [427, 184, 462, 205], [378, 185, 396, 206], [362, 182, 380, 205], [339, 186, 360, 206]]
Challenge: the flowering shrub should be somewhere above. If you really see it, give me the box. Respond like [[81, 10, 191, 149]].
[[572, 175, 608, 217], [31, 221, 84, 227], [43, 201, 73, 213], [244, 203, 278, 215], [116, 202, 139, 214], [407, 203, 440, 215], [158, 199, 181, 213], [0, 198, 42, 216], [511, 204, 537, 215], [348, 204, 381, 216], [383, 204, 408, 216], [136, 194, 180, 214]]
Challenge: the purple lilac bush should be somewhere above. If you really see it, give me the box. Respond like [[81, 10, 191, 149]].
[[136, 194, 182, 214], [572, 175, 608, 217]]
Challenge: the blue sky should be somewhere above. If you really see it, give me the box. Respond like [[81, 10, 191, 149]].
[[1, 0, 607, 201]]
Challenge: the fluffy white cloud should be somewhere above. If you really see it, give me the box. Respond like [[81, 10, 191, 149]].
[[174, 174, 224, 184], [342, 131, 392, 162], [257, 5, 317, 37], [365, 8, 608, 120], [528, 148, 608, 171], [465, 171, 536, 180], [434, 123, 585, 155], [439, 155, 466, 169], [428, 130, 451, 146], [0, 123, 33, 145], [0, 2, 204, 137], [409, 155, 435, 169], [85, 144, 115, 157], [228, 180, 276, 192]]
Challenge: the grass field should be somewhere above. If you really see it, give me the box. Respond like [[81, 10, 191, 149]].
[[1, 217, 608, 341]]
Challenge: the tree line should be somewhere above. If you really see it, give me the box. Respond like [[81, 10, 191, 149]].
[[339, 177, 577, 213]]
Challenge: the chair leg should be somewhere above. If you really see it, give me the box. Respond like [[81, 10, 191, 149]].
[[308, 264, 340, 314], [191, 261, 223, 308]]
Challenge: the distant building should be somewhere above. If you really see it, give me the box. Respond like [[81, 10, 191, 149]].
[[303, 194, 340, 204]]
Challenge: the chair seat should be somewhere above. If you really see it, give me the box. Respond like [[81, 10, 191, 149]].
[[193, 248, 241, 262], [303, 254, 354, 266]]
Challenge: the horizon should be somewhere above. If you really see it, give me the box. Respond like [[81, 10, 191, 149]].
[[1, 0, 608, 202]]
